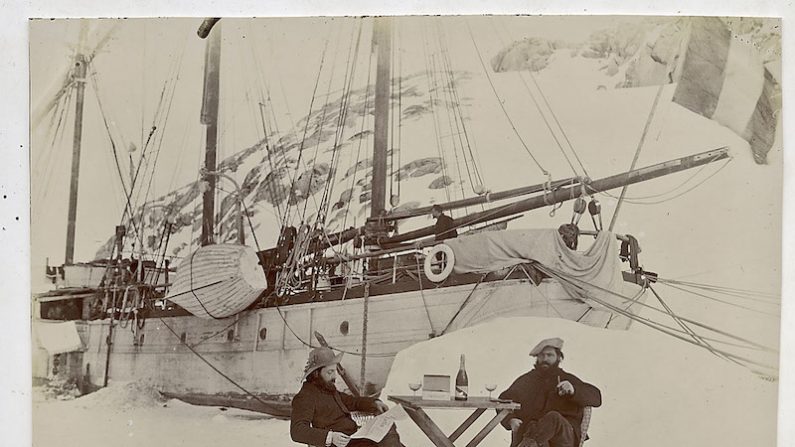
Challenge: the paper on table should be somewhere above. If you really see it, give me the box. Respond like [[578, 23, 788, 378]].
[[350, 405, 407, 442]]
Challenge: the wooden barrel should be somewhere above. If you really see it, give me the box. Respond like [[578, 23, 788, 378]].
[[167, 244, 267, 319]]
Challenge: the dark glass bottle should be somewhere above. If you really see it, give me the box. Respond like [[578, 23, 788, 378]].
[[455, 354, 468, 401]]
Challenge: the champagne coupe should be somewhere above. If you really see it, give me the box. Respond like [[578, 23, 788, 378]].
[[409, 382, 422, 397], [485, 383, 497, 399]]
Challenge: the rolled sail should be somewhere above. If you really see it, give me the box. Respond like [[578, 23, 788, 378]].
[[167, 244, 267, 319], [444, 229, 626, 309]]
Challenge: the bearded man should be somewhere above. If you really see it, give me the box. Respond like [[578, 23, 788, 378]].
[[498, 338, 601, 447], [290, 347, 404, 447]]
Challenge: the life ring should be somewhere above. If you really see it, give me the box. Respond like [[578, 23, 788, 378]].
[[424, 244, 455, 283]]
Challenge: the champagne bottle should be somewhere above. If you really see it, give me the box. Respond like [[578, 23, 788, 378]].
[[455, 354, 468, 401]]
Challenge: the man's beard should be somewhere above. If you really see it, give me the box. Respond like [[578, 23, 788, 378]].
[[534, 359, 561, 375], [311, 374, 338, 393]]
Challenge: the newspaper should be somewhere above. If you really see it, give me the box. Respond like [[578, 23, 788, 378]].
[[350, 405, 407, 442]]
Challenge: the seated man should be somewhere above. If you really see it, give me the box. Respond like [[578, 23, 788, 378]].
[[291, 347, 404, 447], [499, 338, 601, 447]]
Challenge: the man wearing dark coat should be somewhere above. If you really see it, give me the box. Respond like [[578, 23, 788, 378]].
[[290, 347, 404, 447], [499, 338, 602, 447], [431, 205, 458, 241]]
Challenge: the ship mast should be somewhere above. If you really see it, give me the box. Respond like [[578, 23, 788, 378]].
[[63, 23, 92, 266], [63, 53, 88, 265], [370, 17, 391, 220], [200, 22, 222, 246]]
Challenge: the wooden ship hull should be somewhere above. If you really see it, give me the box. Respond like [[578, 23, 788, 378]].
[[56, 270, 640, 416]]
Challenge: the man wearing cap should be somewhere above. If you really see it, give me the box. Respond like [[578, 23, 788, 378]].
[[290, 347, 403, 447], [498, 338, 601, 447]]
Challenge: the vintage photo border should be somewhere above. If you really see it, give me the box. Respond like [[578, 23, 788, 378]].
[[2, 1, 793, 446]]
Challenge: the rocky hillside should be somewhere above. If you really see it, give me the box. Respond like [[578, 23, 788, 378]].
[[94, 17, 782, 261], [491, 17, 781, 89]]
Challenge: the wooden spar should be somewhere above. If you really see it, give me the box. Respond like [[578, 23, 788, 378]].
[[379, 147, 730, 245], [200, 24, 222, 246], [314, 331, 361, 396], [64, 53, 88, 265], [371, 177, 577, 222], [609, 81, 668, 231], [197, 18, 221, 39], [370, 17, 391, 219]]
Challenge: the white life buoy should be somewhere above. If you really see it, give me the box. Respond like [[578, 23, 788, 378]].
[[424, 244, 455, 282]]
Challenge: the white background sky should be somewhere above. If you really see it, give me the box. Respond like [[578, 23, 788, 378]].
[[2, 1, 794, 446]]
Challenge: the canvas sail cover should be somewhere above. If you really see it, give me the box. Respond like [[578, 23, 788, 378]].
[[445, 229, 623, 293], [167, 244, 267, 319], [33, 320, 83, 354]]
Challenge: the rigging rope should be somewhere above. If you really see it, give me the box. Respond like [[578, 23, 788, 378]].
[[436, 19, 486, 193], [657, 282, 779, 317], [156, 317, 290, 414], [655, 277, 779, 301], [421, 21, 453, 203], [537, 265, 774, 369], [89, 72, 144, 248], [487, 17, 583, 178], [137, 43, 187, 241], [464, 20, 550, 179], [649, 285, 738, 365], [536, 264, 777, 353], [598, 156, 732, 205], [340, 44, 374, 233], [279, 34, 332, 231], [607, 68, 671, 230]]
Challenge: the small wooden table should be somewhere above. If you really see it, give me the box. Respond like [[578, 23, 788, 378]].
[[388, 395, 520, 447]]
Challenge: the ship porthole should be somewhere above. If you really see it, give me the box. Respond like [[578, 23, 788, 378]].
[[180, 332, 187, 343], [259, 328, 268, 340], [339, 321, 349, 336]]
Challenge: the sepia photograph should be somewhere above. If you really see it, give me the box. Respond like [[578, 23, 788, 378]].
[[27, 14, 783, 447]]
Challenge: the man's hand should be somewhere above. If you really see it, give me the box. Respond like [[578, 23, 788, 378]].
[[330, 431, 351, 447], [374, 399, 389, 414], [509, 418, 523, 431], [557, 380, 575, 396]]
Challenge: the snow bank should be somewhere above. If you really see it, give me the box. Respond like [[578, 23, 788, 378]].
[[381, 317, 777, 447], [34, 395, 291, 447], [72, 381, 165, 411]]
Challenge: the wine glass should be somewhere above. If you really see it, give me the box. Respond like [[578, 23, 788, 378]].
[[485, 383, 497, 400], [408, 382, 422, 397]]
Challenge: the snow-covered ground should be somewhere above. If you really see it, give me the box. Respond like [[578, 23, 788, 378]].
[[33, 382, 294, 447], [34, 316, 777, 447]]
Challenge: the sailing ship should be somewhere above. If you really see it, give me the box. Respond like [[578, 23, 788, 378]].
[[31, 16, 780, 416]]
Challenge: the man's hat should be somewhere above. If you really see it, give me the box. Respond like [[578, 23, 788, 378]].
[[529, 337, 564, 356], [302, 347, 344, 381]]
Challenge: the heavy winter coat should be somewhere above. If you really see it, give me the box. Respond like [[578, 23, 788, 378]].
[[434, 214, 458, 240], [290, 381, 380, 446], [499, 366, 601, 444]]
